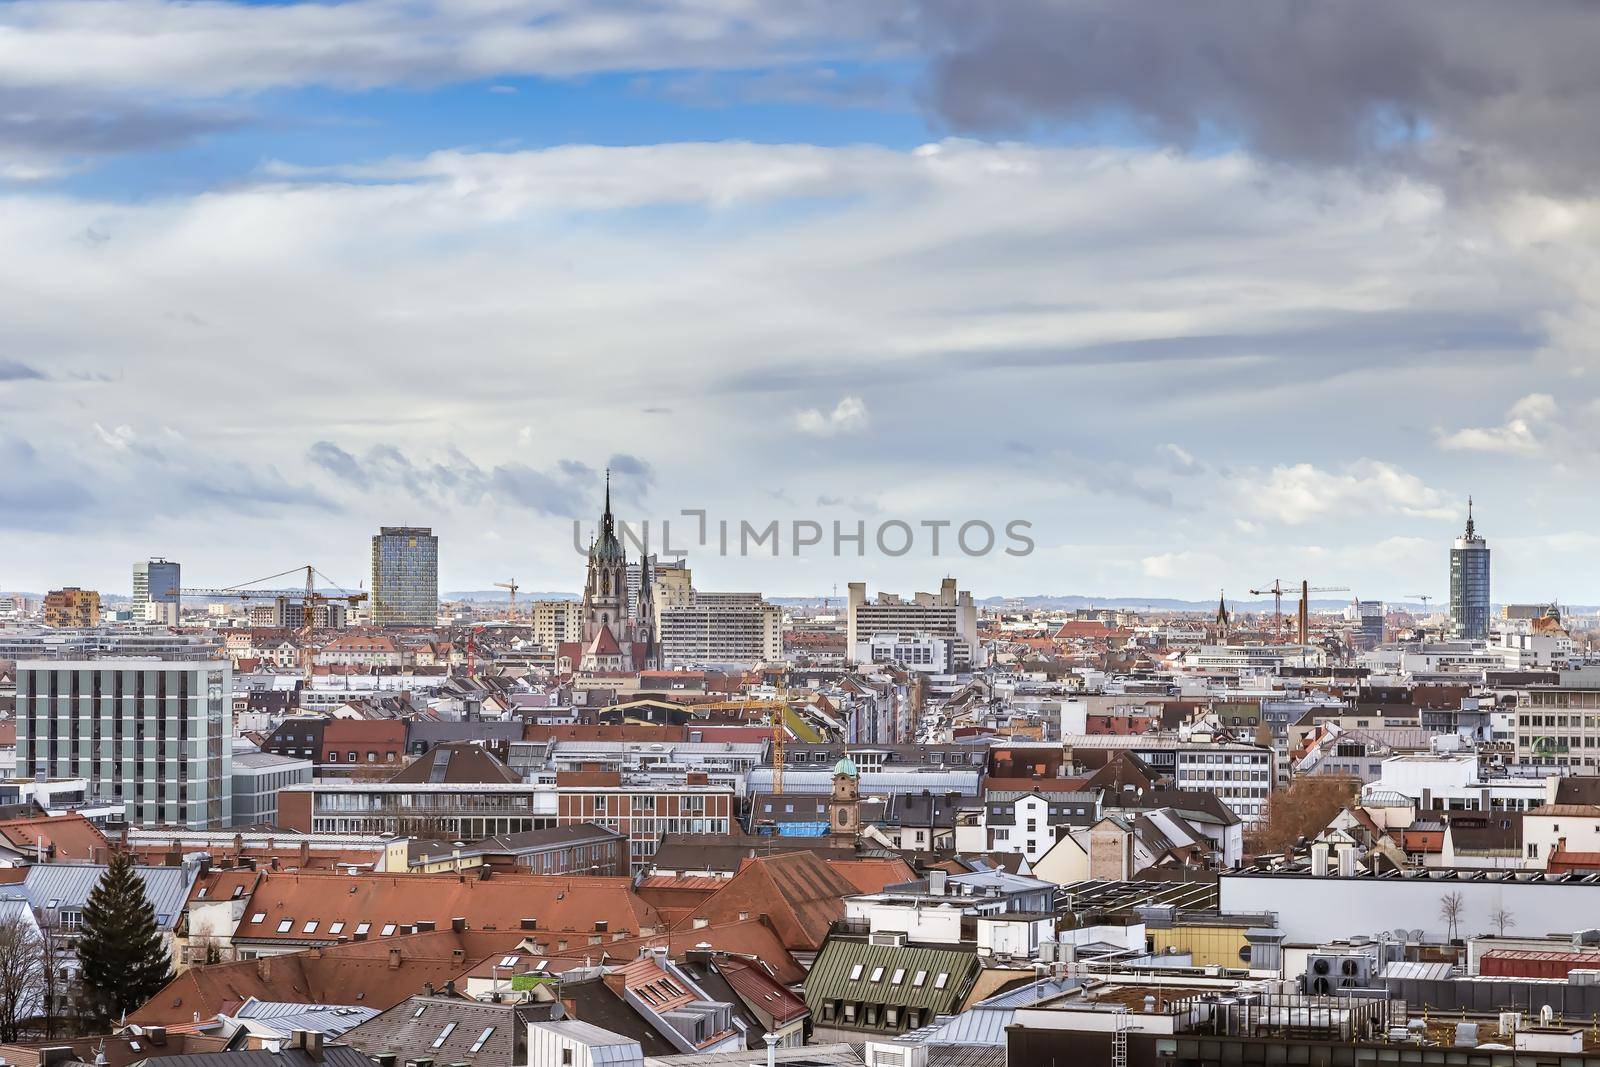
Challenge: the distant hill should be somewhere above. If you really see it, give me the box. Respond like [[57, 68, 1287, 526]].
[[445, 590, 578, 602]]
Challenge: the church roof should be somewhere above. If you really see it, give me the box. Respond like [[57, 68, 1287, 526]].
[[588, 627, 623, 658], [833, 756, 859, 779]]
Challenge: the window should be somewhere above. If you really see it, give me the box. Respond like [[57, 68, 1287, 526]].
[[329, 922, 345, 935], [381, 923, 397, 936], [355, 922, 370, 936], [250, 913, 266, 924], [890, 968, 905, 985], [302, 920, 318, 933], [277, 919, 293, 932], [849, 964, 864, 981], [869, 967, 884, 982], [469, 1027, 495, 1053], [934, 972, 949, 989], [912, 970, 927, 987], [431, 1023, 456, 1048], [561, 1052, 573, 1067], [413, 1005, 428, 1019]]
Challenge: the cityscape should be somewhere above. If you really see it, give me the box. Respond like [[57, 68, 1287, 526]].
[[7, 4, 1600, 1067]]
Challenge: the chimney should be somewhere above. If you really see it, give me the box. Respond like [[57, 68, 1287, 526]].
[[451, 917, 466, 933], [256, 957, 272, 983], [1310, 842, 1330, 877], [443, 979, 456, 997], [929, 870, 948, 896], [424, 982, 435, 996], [388, 947, 402, 970], [1336, 843, 1356, 878], [415, 920, 436, 932], [145, 1029, 167, 1048]]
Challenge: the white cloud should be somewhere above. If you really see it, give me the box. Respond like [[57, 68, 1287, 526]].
[[1229, 460, 1457, 525], [795, 395, 870, 437], [1437, 393, 1562, 457]]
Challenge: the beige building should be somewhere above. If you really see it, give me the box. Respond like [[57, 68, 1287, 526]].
[[529, 598, 582, 650], [658, 593, 782, 668], [846, 578, 978, 669]]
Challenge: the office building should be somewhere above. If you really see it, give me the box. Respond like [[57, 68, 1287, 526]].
[[1355, 599, 1384, 650], [0, 629, 221, 661], [1450, 498, 1491, 640], [230, 750, 313, 826], [627, 555, 686, 618], [132, 558, 181, 624], [657, 592, 783, 668], [41, 587, 100, 628], [369, 526, 438, 626], [846, 578, 978, 669], [15, 659, 233, 828]]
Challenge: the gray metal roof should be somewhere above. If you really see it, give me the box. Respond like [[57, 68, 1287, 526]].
[[21, 863, 195, 929], [530, 1020, 644, 1065]]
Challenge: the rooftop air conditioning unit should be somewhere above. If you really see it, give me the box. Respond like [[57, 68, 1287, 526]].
[[1303, 954, 1372, 995], [870, 931, 908, 948]]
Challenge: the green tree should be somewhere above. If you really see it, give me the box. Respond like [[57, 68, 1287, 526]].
[[76, 854, 173, 1027]]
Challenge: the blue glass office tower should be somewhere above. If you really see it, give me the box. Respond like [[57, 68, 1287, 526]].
[[1450, 499, 1491, 641], [370, 526, 439, 626]]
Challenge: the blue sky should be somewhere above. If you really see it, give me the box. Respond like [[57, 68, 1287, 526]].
[[4, 0, 1600, 604]]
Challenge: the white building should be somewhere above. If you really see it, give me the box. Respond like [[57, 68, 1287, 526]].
[[847, 579, 978, 669], [657, 593, 782, 668], [1361, 753, 1549, 813]]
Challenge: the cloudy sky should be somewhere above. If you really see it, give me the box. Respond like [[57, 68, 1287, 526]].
[[4, 0, 1599, 603]]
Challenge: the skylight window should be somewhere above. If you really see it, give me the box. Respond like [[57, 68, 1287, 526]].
[[303, 921, 318, 933], [250, 913, 265, 924], [413, 1005, 427, 1019], [431, 1023, 456, 1048], [355, 922, 370, 936], [381, 924, 396, 936], [500, 955, 520, 967], [849, 964, 864, 981], [329, 922, 345, 934], [469, 1027, 495, 1053], [934, 973, 949, 989], [869, 967, 885, 982], [890, 969, 906, 985], [912, 970, 927, 987], [277, 919, 293, 933]]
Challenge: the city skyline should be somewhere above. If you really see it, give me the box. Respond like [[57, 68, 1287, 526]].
[[4, 7, 1600, 599]]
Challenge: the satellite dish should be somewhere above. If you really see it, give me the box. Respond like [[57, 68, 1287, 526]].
[[1409, 929, 1425, 941], [1393, 928, 1408, 940]]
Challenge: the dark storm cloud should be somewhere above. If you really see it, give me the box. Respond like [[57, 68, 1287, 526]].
[[913, 0, 1600, 188], [0, 360, 44, 380], [308, 441, 612, 518], [0, 88, 245, 169]]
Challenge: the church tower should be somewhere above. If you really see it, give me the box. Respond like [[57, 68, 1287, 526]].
[[828, 756, 860, 839], [582, 471, 628, 646]]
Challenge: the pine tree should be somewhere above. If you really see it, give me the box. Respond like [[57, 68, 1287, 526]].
[[76, 853, 173, 1027]]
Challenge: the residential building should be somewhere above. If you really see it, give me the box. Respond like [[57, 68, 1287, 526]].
[[132, 558, 181, 625], [42, 587, 100, 628], [846, 578, 978, 669], [657, 593, 782, 668], [1450, 498, 1491, 640], [369, 526, 439, 626], [15, 659, 232, 828], [529, 598, 582, 650]]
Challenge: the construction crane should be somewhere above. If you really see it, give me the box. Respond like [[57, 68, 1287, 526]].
[[495, 579, 520, 621], [769, 708, 786, 796], [1409, 594, 1434, 606], [1247, 580, 1292, 643], [182, 564, 367, 685]]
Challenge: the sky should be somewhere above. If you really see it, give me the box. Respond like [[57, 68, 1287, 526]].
[[4, 0, 1600, 603]]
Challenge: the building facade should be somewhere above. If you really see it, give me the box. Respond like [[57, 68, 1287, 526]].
[[846, 578, 978, 669], [132, 558, 181, 624], [42, 588, 100, 628], [1450, 500, 1491, 640], [230, 750, 313, 826], [16, 659, 233, 828], [369, 526, 439, 626], [657, 594, 782, 668]]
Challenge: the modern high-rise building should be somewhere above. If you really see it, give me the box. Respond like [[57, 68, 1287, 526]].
[[15, 659, 232, 828], [41, 587, 100, 628], [1450, 499, 1491, 641], [528, 598, 582, 650], [132, 558, 181, 624], [369, 526, 439, 626]]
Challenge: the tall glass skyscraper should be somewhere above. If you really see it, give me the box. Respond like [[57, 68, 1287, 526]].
[[370, 526, 439, 626], [1450, 499, 1491, 641]]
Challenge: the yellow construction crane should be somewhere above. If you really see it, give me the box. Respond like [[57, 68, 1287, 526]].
[[495, 579, 521, 621], [183, 564, 366, 686], [769, 708, 786, 796]]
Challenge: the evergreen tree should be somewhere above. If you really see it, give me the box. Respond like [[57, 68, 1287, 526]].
[[76, 853, 173, 1027]]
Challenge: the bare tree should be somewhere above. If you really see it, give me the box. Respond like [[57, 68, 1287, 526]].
[[0, 913, 44, 1042], [1491, 906, 1517, 936], [1440, 891, 1465, 941], [37, 918, 72, 1038]]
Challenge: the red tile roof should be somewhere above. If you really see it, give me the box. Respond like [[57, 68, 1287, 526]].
[[679, 851, 858, 954], [0, 813, 112, 863]]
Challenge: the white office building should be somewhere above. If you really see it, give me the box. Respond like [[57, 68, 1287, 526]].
[[847, 579, 978, 669]]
